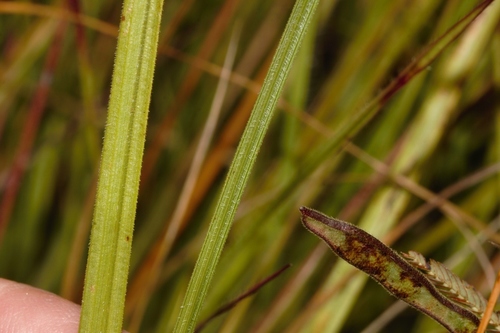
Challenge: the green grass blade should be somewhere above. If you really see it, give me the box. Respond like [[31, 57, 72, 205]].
[[78, 0, 164, 331], [172, 1, 320, 332]]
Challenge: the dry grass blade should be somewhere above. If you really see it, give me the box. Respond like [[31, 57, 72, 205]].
[[477, 272, 500, 333]]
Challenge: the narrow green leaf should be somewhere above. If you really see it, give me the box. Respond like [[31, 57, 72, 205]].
[[173, 1, 320, 332], [78, 0, 164, 331], [300, 207, 480, 333]]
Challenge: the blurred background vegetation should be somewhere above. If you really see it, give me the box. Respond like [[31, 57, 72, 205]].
[[0, 0, 499, 332]]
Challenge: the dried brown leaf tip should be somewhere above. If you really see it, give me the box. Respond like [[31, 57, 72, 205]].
[[403, 251, 500, 332]]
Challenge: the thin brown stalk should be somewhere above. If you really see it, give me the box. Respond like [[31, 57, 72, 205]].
[[389, 162, 500, 243], [0, 21, 66, 243], [0, 2, 116, 36], [251, 246, 326, 333], [126, 29, 239, 329], [477, 271, 500, 333], [158, 0, 195, 46], [140, 0, 241, 189], [345, 142, 500, 244], [195, 264, 291, 333], [175, 52, 273, 229]]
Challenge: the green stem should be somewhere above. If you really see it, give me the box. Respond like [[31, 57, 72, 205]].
[[172, 0, 320, 332], [78, 0, 164, 331]]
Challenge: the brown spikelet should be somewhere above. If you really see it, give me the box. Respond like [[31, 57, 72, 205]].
[[402, 251, 500, 332]]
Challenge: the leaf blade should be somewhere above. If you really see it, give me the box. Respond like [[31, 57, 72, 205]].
[[300, 207, 479, 333]]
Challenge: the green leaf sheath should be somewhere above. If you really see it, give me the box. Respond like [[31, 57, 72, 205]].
[[173, 1, 320, 332], [300, 207, 480, 333], [79, 0, 164, 332]]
